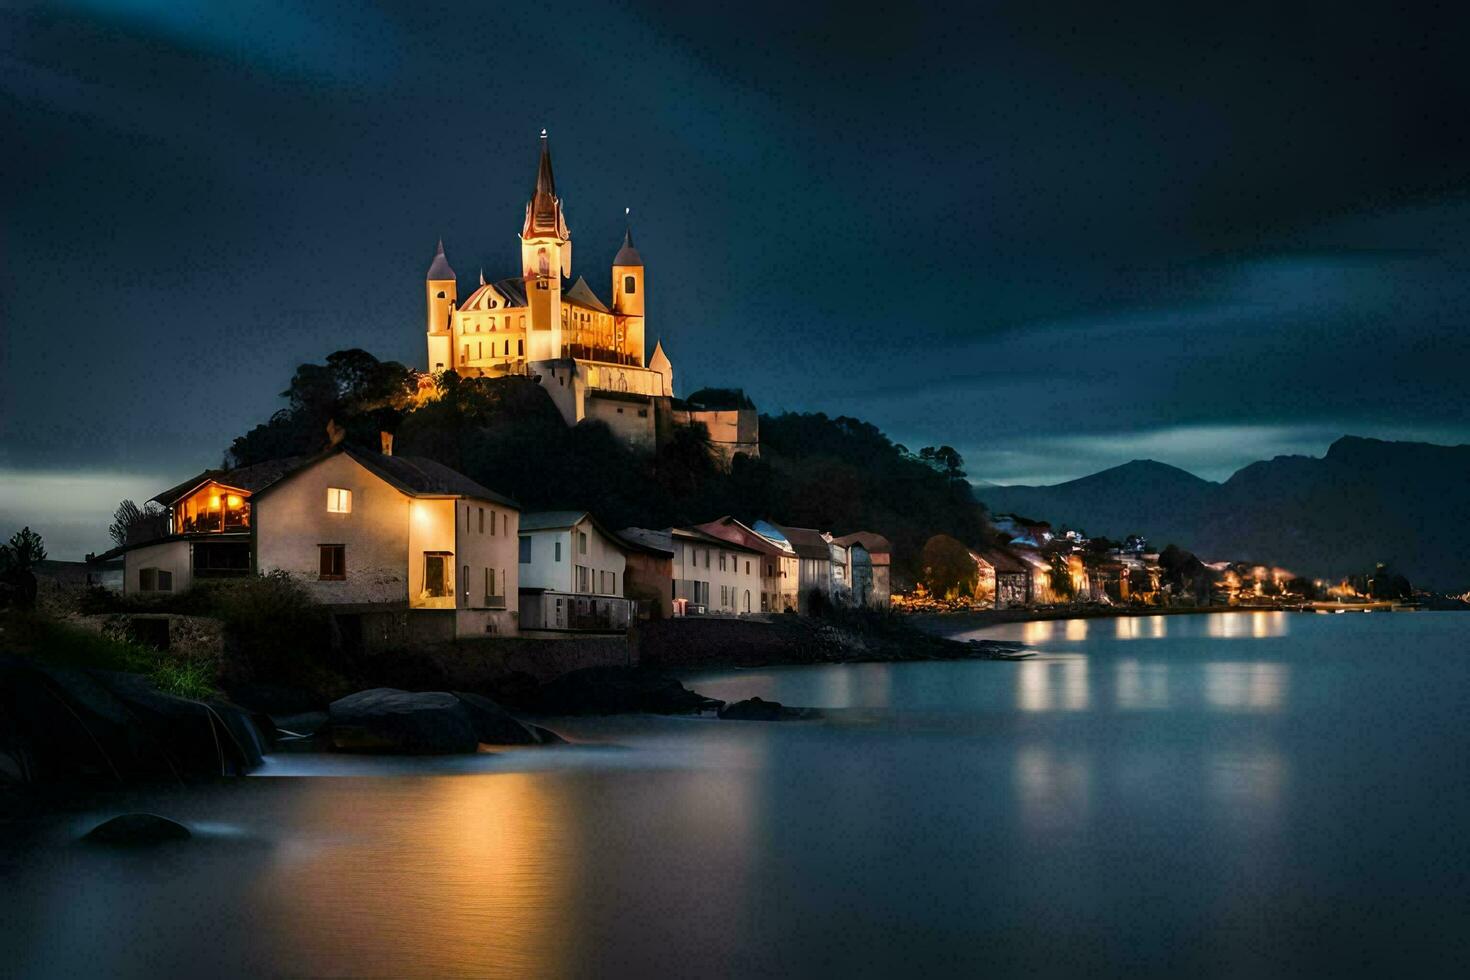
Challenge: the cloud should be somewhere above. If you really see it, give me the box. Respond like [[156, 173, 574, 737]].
[[0, 468, 171, 560]]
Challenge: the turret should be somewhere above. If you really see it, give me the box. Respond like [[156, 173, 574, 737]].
[[520, 131, 571, 360], [425, 239, 457, 373], [612, 211, 645, 364]]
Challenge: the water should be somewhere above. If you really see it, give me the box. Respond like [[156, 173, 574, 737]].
[[4, 611, 1468, 977]]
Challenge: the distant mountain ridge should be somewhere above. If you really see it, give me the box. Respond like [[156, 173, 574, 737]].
[[979, 436, 1470, 588]]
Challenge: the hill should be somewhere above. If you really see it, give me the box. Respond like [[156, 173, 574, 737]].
[[978, 437, 1470, 588]]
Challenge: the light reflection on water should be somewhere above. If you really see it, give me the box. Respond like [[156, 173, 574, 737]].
[[8, 613, 1470, 977]]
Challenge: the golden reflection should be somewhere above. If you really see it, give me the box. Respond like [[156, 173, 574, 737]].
[[1016, 658, 1090, 712], [1208, 611, 1288, 639], [1203, 662, 1289, 712], [1115, 618, 1140, 640], [1064, 619, 1089, 642], [1149, 616, 1167, 639], [1020, 620, 1057, 645], [1115, 659, 1170, 710], [259, 774, 574, 977]]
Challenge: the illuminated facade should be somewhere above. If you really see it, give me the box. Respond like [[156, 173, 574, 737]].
[[424, 133, 755, 460]]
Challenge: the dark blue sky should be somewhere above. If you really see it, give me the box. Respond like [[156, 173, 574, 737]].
[[4, 1, 1470, 556]]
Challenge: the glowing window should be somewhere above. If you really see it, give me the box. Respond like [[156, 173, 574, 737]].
[[326, 488, 352, 514]]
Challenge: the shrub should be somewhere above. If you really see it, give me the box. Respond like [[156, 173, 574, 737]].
[[202, 572, 334, 684]]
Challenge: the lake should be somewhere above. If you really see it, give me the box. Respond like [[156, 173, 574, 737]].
[[4, 611, 1468, 977]]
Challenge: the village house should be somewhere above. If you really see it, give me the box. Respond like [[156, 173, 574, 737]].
[[616, 527, 677, 619], [660, 526, 762, 616], [516, 511, 638, 633], [250, 442, 521, 639], [971, 548, 1031, 609], [694, 516, 799, 613], [107, 455, 307, 597], [1011, 548, 1060, 605], [752, 522, 838, 612], [830, 532, 893, 609]]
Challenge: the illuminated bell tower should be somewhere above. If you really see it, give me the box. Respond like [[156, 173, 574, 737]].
[[612, 210, 645, 365], [521, 130, 571, 361], [425, 239, 456, 373]]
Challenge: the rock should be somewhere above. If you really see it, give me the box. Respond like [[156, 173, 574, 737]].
[[530, 667, 722, 715], [718, 697, 786, 721], [84, 813, 191, 845], [452, 692, 541, 745], [0, 656, 264, 782], [328, 688, 479, 754], [528, 724, 565, 745]]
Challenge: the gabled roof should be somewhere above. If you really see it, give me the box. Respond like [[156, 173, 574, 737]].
[[673, 526, 766, 554], [562, 275, 609, 312], [694, 516, 788, 557], [831, 531, 892, 555], [617, 527, 675, 557], [519, 510, 591, 532], [150, 455, 310, 506], [764, 522, 832, 560], [250, 444, 518, 508], [974, 548, 1029, 574]]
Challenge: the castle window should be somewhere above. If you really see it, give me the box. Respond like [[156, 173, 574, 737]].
[[518, 340, 524, 356], [437, 290, 446, 299], [624, 276, 636, 294], [504, 340, 509, 355], [538, 249, 549, 277]]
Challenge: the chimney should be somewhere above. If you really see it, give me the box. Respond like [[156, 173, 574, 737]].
[[326, 419, 346, 446], [380, 431, 395, 456]]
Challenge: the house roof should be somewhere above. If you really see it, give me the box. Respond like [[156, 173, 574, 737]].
[[765, 523, 832, 560], [617, 526, 675, 557], [150, 455, 310, 506], [519, 510, 591, 532], [694, 516, 788, 557], [562, 275, 610, 312], [831, 531, 892, 555], [250, 444, 518, 508], [673, 526, 765, 554], [975, 548, 1029, 574]]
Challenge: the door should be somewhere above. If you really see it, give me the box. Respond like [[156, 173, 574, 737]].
[[424, 554, 447, 597]]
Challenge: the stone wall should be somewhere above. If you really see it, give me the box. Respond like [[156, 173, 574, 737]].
[[68, 613, 225, 658]]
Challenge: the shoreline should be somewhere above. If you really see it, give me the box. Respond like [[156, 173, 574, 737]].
[[906, 602, 1437, 637]]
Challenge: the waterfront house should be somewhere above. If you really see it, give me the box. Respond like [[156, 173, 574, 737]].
[[616, 527, 677, 619], [753, 521, 838, 612], [517, 511, 636, 633], [693, 516, 799, 612], [108, 455, 307, 596], [667, 526, 763, 615], [831, 532, 893, 608], [972, 548, 1031, 609], [251, 443, 521, 639]]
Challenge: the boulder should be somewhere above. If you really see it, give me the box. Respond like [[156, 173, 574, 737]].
[[84, 813, 191, 845], [452, 692, 540, 745], [530, 667, 722, 715], [718, 697, 786, 721], [328, 688, 479, 754]]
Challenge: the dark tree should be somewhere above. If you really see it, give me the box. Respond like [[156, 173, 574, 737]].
[[0, 526, 47, 610], [108, 499, 168, 547], [920, 534, 978, 599]]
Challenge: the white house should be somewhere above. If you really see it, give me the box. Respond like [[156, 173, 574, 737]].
[[517, 510, 635, 632], [668, 526, 763, 615], [251, 444, 521, 638], [693, 516, 798, 613]]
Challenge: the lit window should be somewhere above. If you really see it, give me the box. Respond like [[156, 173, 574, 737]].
[[326, 488, 352, 514]]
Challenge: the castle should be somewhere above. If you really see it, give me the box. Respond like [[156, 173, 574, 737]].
[[423, 132, 757, 460]]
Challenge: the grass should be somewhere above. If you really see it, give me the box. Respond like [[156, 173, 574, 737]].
[[0, 610, 219, 700]]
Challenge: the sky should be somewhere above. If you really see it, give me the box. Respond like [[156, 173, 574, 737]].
[[4, 1, 1470, 557]]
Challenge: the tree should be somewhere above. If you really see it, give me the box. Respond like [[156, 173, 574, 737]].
[[920, 534, 978, 600], [0, 526, 47, 610], [109, 499, 168, 546]]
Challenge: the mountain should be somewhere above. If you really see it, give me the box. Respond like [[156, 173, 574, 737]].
[[978, 437, 1470, 589], [980, 459, 1217, 549]]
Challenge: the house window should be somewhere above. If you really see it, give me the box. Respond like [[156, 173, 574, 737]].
[[577, 565, 590, 593], [624, 275, 636, 294], [704, 550, 710, 569], [423, 553, 450, 597], [462, 344, 469, 361], [517, 340, 524, 356], [326, 488, 352, 514], [138, 567, 172, 592], [579, 531, 588, 555], [519, 536, 532, 563], [746, 561, 751, 575], [638, 408, 648, 417], [719, 552, 726, 572], [462, 564, 470, 604], [486, 567, 494, 602], [555, 541, 562, 562], [503, 340, 509, 355], [478, 507, 484, 533], [319, 545, 346, 580]]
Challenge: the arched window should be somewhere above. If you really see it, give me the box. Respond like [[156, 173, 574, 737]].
[[436, 290, 446, 299], [624, 275, 636, 294]]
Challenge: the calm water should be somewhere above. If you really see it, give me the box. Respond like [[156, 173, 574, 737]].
[[4, 611, 1469, 978]]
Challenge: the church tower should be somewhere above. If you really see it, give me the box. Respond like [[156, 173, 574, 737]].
[[521, 131, 571, 361], [612, 212, 645, 366], [425, 239, 456, 373]]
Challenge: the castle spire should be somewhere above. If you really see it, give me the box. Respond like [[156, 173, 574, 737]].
[[523, 130, 569, 240], [614, 210, 643, 267], [426, 238, 455, 281]]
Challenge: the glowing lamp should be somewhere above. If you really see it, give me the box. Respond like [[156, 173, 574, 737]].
[[226, 495, 243, 508], [209, 495, 221, 508]]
